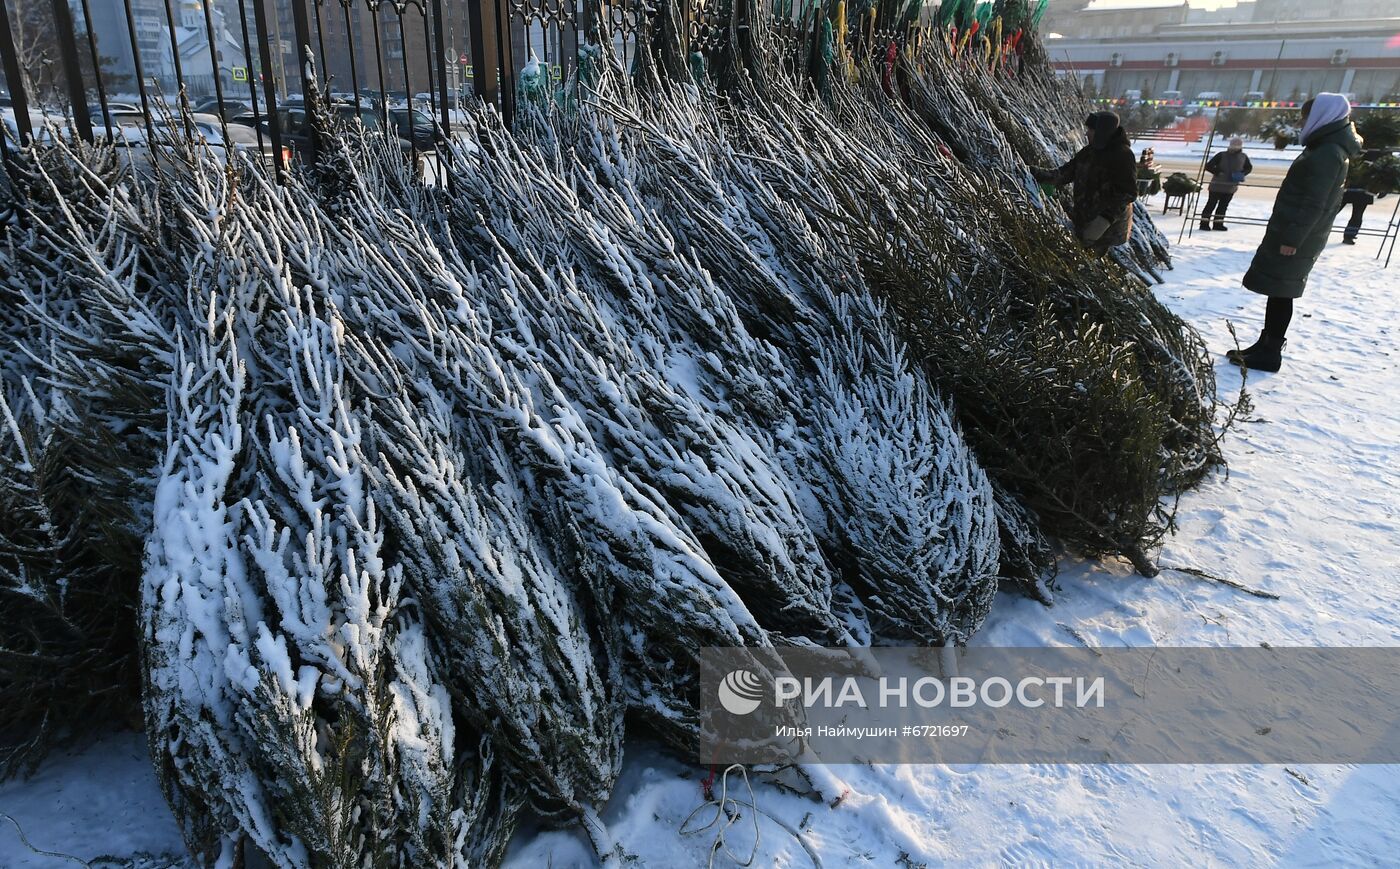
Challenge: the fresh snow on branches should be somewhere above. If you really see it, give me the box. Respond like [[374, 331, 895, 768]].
[[0, 5, 1231, 864]]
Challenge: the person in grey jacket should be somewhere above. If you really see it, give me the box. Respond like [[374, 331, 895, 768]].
[[1232, 94, 1363, 372], [1199, 137, 1253, 231]]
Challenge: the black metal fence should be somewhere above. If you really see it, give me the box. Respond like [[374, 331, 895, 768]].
[[0, 1, 707, 172], [2, 0, 486, 176], [1, 0, 946, 181]]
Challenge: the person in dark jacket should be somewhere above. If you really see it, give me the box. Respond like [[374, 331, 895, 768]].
[[1137, 148, 1162, 196], [1200, 137, 1253, 231], [1232, 94, 1363, 372], [1341, 185, 1376, 244], [1033, 112, 1138, 255]]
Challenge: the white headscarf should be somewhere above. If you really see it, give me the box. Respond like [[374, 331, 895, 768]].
[[1300, 93, 1351, 145]]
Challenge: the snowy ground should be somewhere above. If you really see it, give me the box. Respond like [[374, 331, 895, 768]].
[[1130, 136, 1306, 165], [1131, 137, 1306, 186], [3, 193, 1398, 867]]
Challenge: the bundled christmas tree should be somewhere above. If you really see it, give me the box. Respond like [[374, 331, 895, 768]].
[[542, 92, 1005, 628], [0, 145, 175, 775], [0, 1, 1237, 865], [604, 8, 1223, 574], [131, 154, 516, 865]]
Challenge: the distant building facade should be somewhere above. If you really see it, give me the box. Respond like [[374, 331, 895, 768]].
[[316, 2, 441, 99], [1042, 0, 1400, 102], [86, 0, 248, 98], [86, 0, 171, 93]]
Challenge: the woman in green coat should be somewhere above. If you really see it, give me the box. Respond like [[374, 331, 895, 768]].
[[1233, 93, 1363, 372]]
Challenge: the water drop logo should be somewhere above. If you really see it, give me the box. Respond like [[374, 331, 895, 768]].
[[718, 669, 765, 715]]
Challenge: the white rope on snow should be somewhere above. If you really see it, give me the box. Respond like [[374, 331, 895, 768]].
[[0, 812, 92, 867], [680, 763, 824, 869]]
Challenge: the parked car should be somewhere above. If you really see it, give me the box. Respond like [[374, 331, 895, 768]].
[[191, 97, 256, 119], [92, 101, 225, 131], [1244, 91, 1267, 102], [197, 117, 285, 165], [388, 107, 444, 151], [1161, 90, 1182, 102], [96, 110, 147, 130], [125, 115, 286, 169], [90, 101, 141, 119], [262, 104, 427, 161]]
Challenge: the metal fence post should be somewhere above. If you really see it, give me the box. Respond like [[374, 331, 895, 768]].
[[160, 0, 188, 102], [338, 0, 364, 116], [50, 0, 94, 142], [430, 0, 451, 133], [496, 0, 517, 126], [233, 0, 268, 154], [368, 2, 389, 129], [252, 0, 289, 177], [120, 0, 159, 145], [0, 0, 33, 144], [197, 0, 233, 145], [311, 0, 328, 84], [291, 0, 316, 105], [76, 0, 113, 140], [429, 0, 454, 190], [467, 0, 502, 109], [560, 0, 579, 85]]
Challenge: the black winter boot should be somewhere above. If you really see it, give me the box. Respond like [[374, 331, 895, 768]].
[[1226, 331, 1268, 363], [1213, 221, 1228, 231], [1199, 220, 1213, 231], [1240, 335, 1285, 373]]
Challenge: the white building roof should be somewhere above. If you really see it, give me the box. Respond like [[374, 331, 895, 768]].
[[1082, 0, 1188, 10]]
